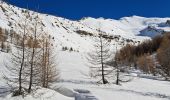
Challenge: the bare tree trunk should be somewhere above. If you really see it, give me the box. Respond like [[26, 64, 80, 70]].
[[86, 30, 111, 84], [18, 20, 26, 95], [45, 39, 48, 88], [46, 39, 50, 88], [116, 65, 119, 85], [1, 41, 4, 51], [42, 39, 46, 87], [99, 35, 106, 84], [28, 20, 37, 93], [115, 45, 120, 85]]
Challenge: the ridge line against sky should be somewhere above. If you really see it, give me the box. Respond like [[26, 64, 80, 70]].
[[4, 0, 170, 20]]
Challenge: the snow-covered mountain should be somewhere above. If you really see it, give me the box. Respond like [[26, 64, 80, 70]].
[[1, 1, 170, 53], [1, 1, 170, 100]]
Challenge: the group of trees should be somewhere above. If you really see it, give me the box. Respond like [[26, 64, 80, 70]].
[[62, 46, 74, 52], [157, 33, 170, 80], [115, 33, 170, 80], [137, 54, 156, 75], [115, 35, 163, 68], [3, 10, 59, 96], [0, 28, 11, 53], [87, 29, 170, 84]]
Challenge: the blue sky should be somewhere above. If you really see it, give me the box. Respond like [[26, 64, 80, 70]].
[[6, 0, 170, 20]]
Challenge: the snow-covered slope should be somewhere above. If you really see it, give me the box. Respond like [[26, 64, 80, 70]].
[[1, 1, 170, 52], [1, 1, 170, 100], [80, 16, 170, 37]]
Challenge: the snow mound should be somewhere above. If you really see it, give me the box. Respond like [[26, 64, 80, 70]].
[[2, 88, 74, 100]]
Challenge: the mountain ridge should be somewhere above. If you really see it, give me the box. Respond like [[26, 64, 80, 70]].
[[0, 1, 170, 52]]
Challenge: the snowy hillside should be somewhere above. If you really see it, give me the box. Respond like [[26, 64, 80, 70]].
[[1, 1, 170, 100], [1, 1, 170, 51], [1, 1, 170, 52]]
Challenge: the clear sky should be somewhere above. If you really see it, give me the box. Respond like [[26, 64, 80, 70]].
[[5, 0, 170, 20]]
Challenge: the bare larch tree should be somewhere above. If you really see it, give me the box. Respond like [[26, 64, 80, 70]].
[[87, 30, 112, 84], [4, 9, 29, 96]]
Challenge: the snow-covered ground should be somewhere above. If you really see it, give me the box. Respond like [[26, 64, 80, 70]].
[[57, 78, 170, 100], [2, 88, 74, 100], [54, 51, 170, 100], [1, 1, 170, 100], [1, 51, 170, 100]]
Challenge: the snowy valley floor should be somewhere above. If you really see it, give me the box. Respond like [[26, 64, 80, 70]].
[[55, 77, 170, 100], [1, 51, 170, 100]]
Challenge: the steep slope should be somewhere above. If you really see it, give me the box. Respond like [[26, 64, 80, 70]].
[[1, 1, 166, 53], [1, 1, 170, 100]]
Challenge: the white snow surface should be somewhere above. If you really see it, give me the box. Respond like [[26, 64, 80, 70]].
[[55, 51, 170, 100], [1, 1, 170, 100], [2, 88, 74, 100]]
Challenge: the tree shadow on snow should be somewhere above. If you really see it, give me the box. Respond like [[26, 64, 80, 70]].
[[0, 86, 11, 97], [116, 89, 170, 99]]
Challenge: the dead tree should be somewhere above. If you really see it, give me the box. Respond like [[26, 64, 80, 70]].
[[87, 30, 112, 84]]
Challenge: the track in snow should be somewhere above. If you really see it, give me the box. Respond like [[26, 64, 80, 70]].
[[116, 89, 170, 100], [74, 89, 98, 100]]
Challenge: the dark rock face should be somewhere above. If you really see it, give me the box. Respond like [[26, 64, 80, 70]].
[[158, 20, 170, 27], [166, 20, 170, 26], [139, 26, 164, 38]]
